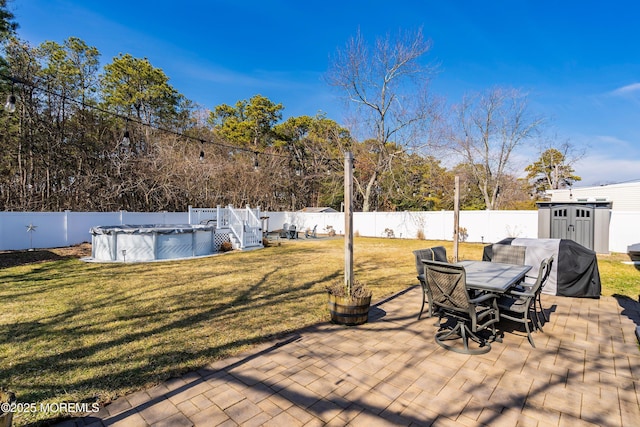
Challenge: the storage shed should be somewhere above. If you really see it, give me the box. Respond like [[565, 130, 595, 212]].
[[544, 181, 640, 255], [536, 200, 612, 253]]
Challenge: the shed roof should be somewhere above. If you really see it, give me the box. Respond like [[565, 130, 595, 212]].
[[545, 180, 640, 211], [298, 207, 338, 213]]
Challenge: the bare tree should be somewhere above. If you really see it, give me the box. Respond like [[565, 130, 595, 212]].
[[326, 28, 440, 211], [449, 87, 544, 210]]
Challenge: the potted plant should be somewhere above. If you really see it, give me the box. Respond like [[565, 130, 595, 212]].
[[0, 389, 15, 427], [326, 278, 372, 326]]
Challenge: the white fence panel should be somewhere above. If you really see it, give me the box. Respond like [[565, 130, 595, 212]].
[[67, 212, 119, 245], [1, 209, 638, 253], [609, 211, 640, 253], [403, 211, 458, 241], [0, 211, 190, 250], [271, 210, 538, 243], [458, 210, 539, 243], [120, 211, 188, 225], [275, 210, 539, 243], [282, 212, 344, 235], [0, 211, 66, 250], [262, 211, 286, 232]]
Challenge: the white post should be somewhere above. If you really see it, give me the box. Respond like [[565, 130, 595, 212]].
[[64, 210, 70, 245]]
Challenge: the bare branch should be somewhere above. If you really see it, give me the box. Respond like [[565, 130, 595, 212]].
[[449, 87, 545, 209], [326, 27, 440, 211]]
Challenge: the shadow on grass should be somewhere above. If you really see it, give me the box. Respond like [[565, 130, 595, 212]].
[[2, 254, 348, 427], [46, 290, 637, 427], [0, 250, 66, 269], [11, 242, 633, 426]]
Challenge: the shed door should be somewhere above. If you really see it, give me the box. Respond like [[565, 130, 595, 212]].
[[550, 205, 594, 249]]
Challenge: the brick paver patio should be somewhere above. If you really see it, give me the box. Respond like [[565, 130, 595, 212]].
[[56, 287, 640, 426]]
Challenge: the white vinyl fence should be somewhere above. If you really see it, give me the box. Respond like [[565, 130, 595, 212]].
[[277, 210, 538, 244], [0, 210, 188, 251], [1, 208, 639, 254]]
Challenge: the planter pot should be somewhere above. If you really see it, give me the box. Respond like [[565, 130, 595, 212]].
[[0, 391, 15, 427], [327, 293, 372, 326]]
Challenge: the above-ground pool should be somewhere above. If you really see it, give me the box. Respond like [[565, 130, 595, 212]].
[[89, 224, 226, 262]]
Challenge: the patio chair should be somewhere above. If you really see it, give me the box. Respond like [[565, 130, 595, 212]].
[[538, 256, 554, 321], [280, 223, 289, 239], [524, 255, 554, 324], [287, 224, 297, 239], [497, 257, 551, 348], [413, 246, 447, 319], [491, 244, 526, 265], [423, 260, 500, 355], [305, 225, 317, 238]]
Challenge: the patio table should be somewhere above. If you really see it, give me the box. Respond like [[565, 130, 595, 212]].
[[457, 260, 532, 293]]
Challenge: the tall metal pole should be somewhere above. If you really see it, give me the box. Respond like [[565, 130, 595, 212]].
[[453, 175, 460, 262], [344, 151, 354, 292]]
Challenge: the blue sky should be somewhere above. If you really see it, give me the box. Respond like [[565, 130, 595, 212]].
[[9, 0, 640, 186]]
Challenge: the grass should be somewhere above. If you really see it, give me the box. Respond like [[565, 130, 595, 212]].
[[0, 237, 638, 425], [594, 252, 640, 298]]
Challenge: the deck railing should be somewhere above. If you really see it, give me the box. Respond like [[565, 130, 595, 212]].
[[190, 205, 262, 250]]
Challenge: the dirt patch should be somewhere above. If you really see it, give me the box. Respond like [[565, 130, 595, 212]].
[[0, 243, 92, 269]]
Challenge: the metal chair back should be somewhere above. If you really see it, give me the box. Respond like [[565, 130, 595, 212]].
[[491, 244, 526, 265], [423, 260, 470, 315], [498, 256, 551, 348], [541, 256, 554, 288], [412, 246, 447, 319], [423, 260, 499, 354], [412, 246, 447, 276]]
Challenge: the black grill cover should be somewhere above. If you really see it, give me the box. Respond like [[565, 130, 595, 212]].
[[483, 238, 601, 298]]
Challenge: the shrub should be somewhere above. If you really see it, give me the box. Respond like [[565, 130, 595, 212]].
[[326, 278, 372, 298], [219, 241, 233, 252], [459, 227, 468, 242]]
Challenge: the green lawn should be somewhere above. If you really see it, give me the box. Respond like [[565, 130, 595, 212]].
[[0, 237, 637, 426]]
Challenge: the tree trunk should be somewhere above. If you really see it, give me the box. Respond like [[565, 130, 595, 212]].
[[362, 170, 378, 212]]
